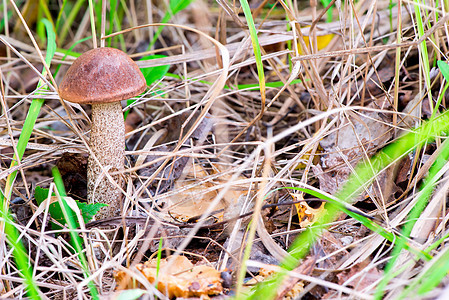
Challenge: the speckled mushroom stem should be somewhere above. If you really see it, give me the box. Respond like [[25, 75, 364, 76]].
[[88, 101, 125, 219]]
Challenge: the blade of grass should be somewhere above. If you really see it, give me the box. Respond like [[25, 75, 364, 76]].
[[235, 0, 267, 296], [37, 0, 54, 44], [0, 210, 41, 299], [107, 0, 119, 47], [0, 8, 12, 33], [55, 0, 68, 32], [114, 0, 126, 50], [221, 0, 267, 156], [393, 0, 402, 127], [155, 237, 164, 290], [0, 17, 56, 299], [233, 79, 302, 91], [404, 227, 449, 296], [88, 0, 97, 48], [239, 0, 265, 102], [415, 249, 449, 295], [245, 110, 449, 299], [276, 187, 431, 260], [413, 0, 432, 111], [57, 0, 85, 47], [319, 0, 333, 22], [51, 167, 99, 299], [0, 18, 55, 205], [428, 61, 449, 121], [374, 85, 449, 300], [397, 248, 449, 299]]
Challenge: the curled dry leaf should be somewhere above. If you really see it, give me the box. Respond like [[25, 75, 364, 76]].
[[290, 193, 326, 227], [296, 143, 322, 170], [163, 164, 248, 222], [115, 255, 223, 298], [318, 100, 393, 195], [245, 267, 304, 300]]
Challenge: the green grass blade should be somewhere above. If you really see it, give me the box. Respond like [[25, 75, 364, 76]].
[[234, 1, 266, 296], [371, 61, 449, 298], [246, 110, 449, 299], [413, 1, 432, 107], [0, 210, 41, 299], [374, 130, 449, 299], [1, 17, 55, 205], [234, 79, 302, 91], [52, 167, 99, 299], [55, 0, 68, 32], [416, 249, 449, 294], [280, 187, 430, 260], [155, 237, 164, 289], [437, 60, 449, 82], [239, 0, 265, 101], [88, 0, 97, 48], [397, 248, 449, 298], [429, 60, 449, 120], [0, 17, 56, 299], [107, 0, 119, 47], [320, 0, 333, 22], [58, 0, 85, 46], [0, 9, 12, 33]]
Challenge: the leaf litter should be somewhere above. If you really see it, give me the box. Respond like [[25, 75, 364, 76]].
[[115, 255, 224, 298], [2, 1, 449, 299]]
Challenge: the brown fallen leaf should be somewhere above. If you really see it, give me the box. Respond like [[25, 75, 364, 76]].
[[335, 259, 382, 291], [163, 164, 247, 223], [244, 258, 314, 300], [115, 255, 224, 298], [290, 193, 326, 227], [275, 256, 315, 300], [318, 99, 393, 195]]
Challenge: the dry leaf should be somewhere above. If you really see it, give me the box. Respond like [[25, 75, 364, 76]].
[[290, 193, 326, 227], [318, 100, 393, 195], [163, 164, 247, 222], [296, 143, 322, 169], [245, 267, 305, 300], [115, 255, 223, 298], [336, 259, 382, 291], [299, 28, 334, 55]]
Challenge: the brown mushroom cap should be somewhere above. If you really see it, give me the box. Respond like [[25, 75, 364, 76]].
[[59, 47, 146, 104]]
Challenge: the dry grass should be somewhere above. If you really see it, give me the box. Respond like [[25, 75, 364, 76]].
[[1, 0, 449, 299]]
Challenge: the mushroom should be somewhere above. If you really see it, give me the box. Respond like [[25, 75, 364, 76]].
[[59, 47, 146, 219]]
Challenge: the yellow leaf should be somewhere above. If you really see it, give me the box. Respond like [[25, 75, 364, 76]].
[[299, 26, 334, 54], [290, 193, 326, 227], [115, 255, 223, 298], [296, 143, 322, 169]]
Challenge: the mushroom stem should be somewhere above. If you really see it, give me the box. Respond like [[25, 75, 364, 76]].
[[88, 101, 125, 219]]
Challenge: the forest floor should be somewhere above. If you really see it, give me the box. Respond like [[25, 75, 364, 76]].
[[1, 0, 449, 299]]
